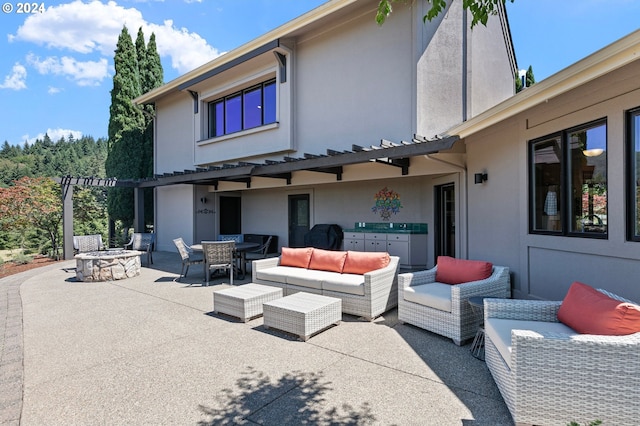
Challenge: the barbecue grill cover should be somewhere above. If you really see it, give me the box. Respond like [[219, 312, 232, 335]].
[[303, 224, 343, 250]]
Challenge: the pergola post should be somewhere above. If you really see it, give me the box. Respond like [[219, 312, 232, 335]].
[[61, 182, 74, 260], [133, 187, 145, 232]]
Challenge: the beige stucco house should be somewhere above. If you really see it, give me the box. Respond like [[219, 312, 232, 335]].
[[133, 0, 516, 272], [133, 0, 640, 302]]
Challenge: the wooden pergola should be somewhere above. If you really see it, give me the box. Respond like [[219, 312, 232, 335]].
[[57, 135, 458, 260]]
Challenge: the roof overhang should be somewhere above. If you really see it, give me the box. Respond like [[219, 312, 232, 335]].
[[133, 0, 362, 105], [444, 29, 640, 140]]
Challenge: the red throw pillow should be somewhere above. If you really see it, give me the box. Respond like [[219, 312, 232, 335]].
[[308, 249, 348, 273], [557, 281, 640, 335], [280, 247, 313, 269], [435, 256, 493, 285], [343, 251, 390, 274]]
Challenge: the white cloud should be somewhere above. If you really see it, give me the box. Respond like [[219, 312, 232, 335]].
[[11, 0, 222, 76], [21, 128, 84, 145], [0, 63, 27, 90], [27, 53, 109, 86], [48, 86, 62, 94]]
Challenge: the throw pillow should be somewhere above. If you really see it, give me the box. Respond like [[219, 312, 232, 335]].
[[280, 247, 314, 269], [557, 281, 640, 335], [435, 256, 493, 285], [343, 251, 390, 274], [308, 248, 348, 273]]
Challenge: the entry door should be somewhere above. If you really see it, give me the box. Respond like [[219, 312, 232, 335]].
[[435, 183, 455, 258], [219, 196, 241, 234], [288, 194, 310, 248]]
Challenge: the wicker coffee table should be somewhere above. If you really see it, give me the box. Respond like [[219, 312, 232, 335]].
[[213, 283, 283, 322], [263, 292, 342, 341]]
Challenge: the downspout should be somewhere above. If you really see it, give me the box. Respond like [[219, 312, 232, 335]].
[[424, 153, 469, 259], [461, 5, 468, 122]]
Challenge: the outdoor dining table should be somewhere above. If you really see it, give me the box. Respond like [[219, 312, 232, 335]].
[[191, 241, 260, 279]]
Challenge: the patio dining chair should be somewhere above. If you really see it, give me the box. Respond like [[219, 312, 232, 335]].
[[202, 240, 235, 286], [172, 238, 204, 282], [244, 235, 273, 272], [125, 232, 155, 265]]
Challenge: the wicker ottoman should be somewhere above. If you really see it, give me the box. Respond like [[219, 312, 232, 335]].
[[263, 292, 342, 341], [213, 283, 283, 322]]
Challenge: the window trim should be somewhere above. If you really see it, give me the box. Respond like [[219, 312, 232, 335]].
[[207, 78, 277, 139], [529, 118, 608, 239]]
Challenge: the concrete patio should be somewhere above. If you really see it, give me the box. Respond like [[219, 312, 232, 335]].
[[1, 251, 513, 425]]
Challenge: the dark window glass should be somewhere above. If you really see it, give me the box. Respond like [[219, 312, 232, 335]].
[[207, 78, 276, 138], [263, 81, 276, 124], [214, 101, 224, 137], [627, 108, 640, 240], [530, 136, 562, 232], [225, 94, 242, 134], [529, 119, 607, 237], [568, 123, 607, 234], [243, 86, 262, 130]]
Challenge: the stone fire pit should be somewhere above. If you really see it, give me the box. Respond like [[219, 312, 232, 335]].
[[75, 250, 142, 282]]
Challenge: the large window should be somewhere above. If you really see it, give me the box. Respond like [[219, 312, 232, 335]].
[[627, 107, 640, 241], [208, 79, 276, 138], [530, 119, 607, 237]]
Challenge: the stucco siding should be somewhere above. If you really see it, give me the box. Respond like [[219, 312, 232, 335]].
[[156, 185, 195, 251], [155, 92, 196, 174]]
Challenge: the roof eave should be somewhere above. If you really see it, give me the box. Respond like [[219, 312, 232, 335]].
[[133, 0, 359, 105]]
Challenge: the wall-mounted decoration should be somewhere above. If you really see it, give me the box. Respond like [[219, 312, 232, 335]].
[[372, 186, 402, 221]]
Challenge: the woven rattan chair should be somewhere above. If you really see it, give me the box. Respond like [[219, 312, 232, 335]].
[[172, 238, 204, 282], [202, 240, 235, 286], [397, 265, 510, 345], [73, 234, 104, 253], [125, 232, 155, 265], [484, 292, 640, 425]]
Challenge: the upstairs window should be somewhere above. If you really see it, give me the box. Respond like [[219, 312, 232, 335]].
[[208, 79, 276, 138], [529, 119, 607, 237]]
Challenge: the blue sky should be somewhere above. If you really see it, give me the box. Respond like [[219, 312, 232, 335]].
[[1, 0, 639, 146]]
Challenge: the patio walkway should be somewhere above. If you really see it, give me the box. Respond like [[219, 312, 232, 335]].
[[1, 251, 513, 425]]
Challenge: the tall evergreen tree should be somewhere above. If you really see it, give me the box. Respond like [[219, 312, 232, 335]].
[[105, 26, 145, 226], [140, 31, 164, 225]]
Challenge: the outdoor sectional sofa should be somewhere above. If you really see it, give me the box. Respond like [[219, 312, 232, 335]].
[[485, 282, 640, 425], [252, 247, 399, 320]]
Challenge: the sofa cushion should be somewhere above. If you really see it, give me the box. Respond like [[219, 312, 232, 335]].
[[485, 318, 577, 369], [256, 266, 303, 284], [435, 256, 493, 285], [285, 268, 335, 290], [343, 251, 390, 275], [308, 249, 348, 273], [403, 283, 452, 312], [280, 247, 313, 269], [322, 273, 365, 296], [557, 281, 640, 335]]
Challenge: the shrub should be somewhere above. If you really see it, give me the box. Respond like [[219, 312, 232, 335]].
[[12, 253, 33, 265]]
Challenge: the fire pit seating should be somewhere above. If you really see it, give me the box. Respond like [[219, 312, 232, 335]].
[[484, 281, 640, 425], [252, 247, 399, 321]]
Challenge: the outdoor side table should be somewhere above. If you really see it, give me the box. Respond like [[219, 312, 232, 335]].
[[263, 292, 342, 341], [213, 283, 283, 322], [468, 296, 489, 360]]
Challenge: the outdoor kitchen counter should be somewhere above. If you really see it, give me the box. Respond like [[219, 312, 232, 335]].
[[343, 223, 428, 268]]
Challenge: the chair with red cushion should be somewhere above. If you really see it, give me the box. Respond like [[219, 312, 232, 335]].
[[397, 256, 511, 345]]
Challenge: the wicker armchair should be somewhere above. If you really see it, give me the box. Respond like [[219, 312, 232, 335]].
[[172, 238, 204, 282], [125, 232, 155, 265], [202, 241, 235, 286], [73, 234, 104, 253], [397, 265, 510, 345], [484, 292, 640, 425]]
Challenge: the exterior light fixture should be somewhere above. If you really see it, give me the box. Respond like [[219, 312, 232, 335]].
[[583, 148, 604, 157], [474, 173, 488, 184]]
